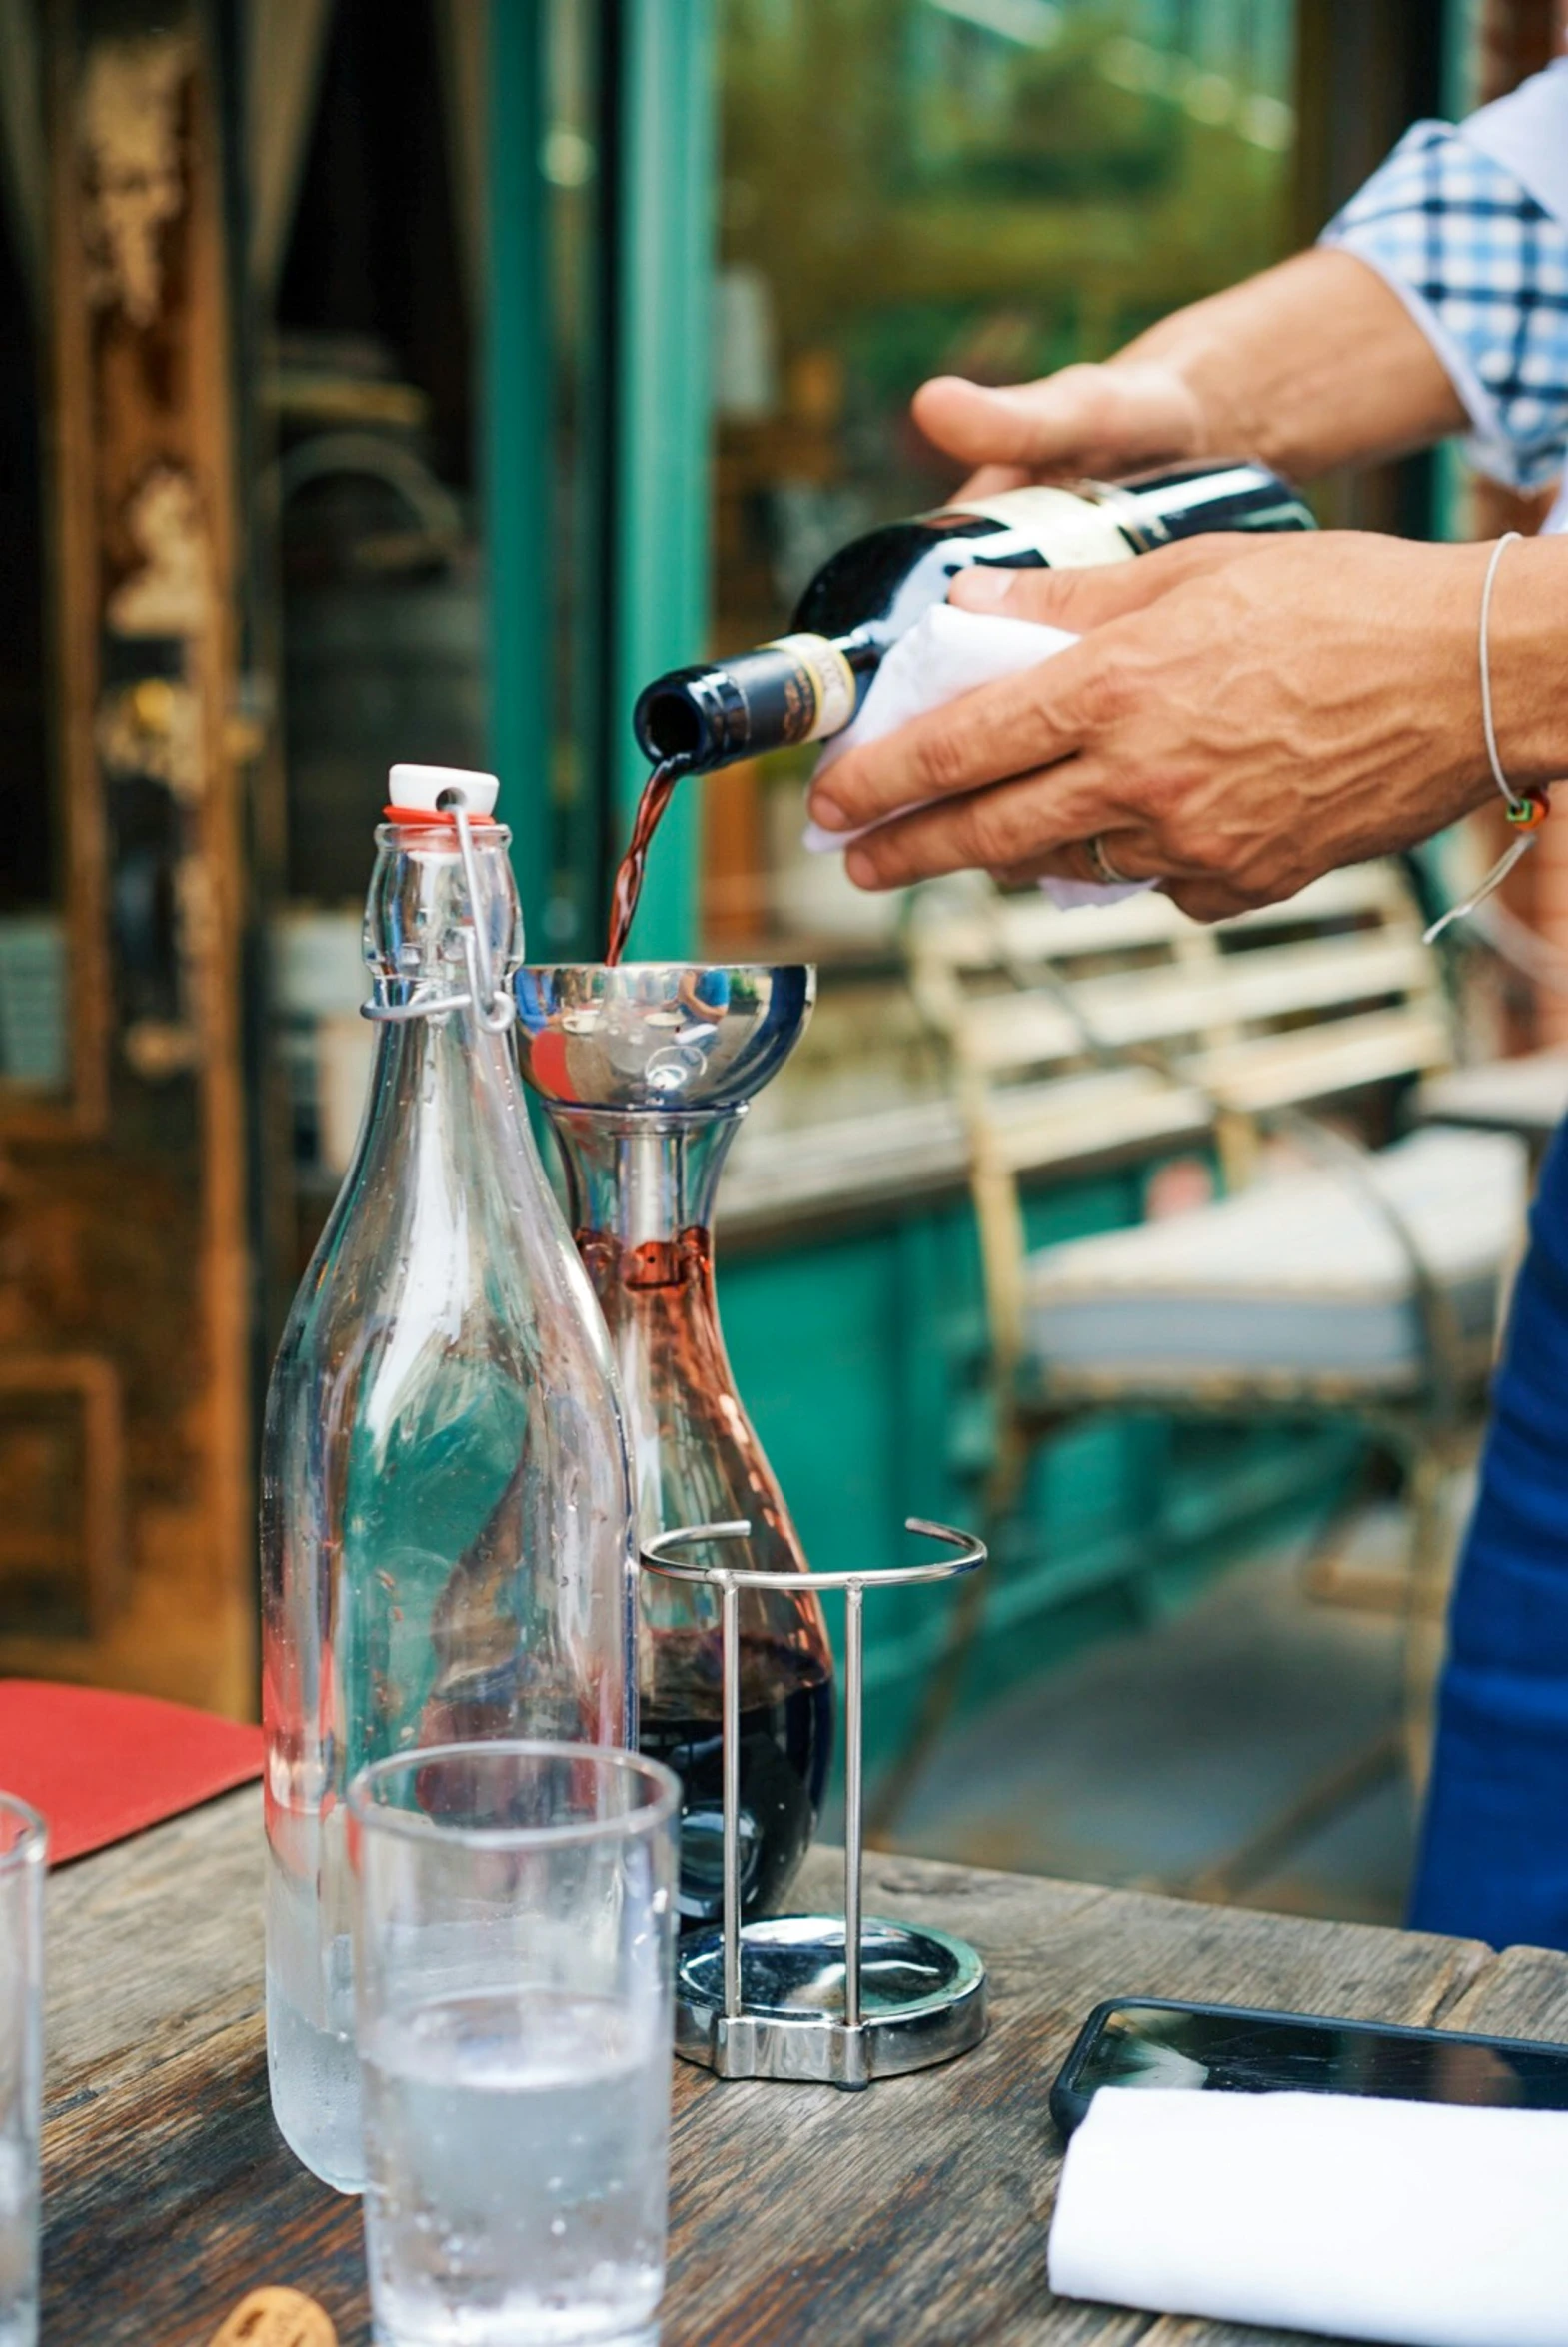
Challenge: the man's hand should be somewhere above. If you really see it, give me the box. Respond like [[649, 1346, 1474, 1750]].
[[911, 251, 1466, 499], [855, 241, 1487, 921], [806, 533, 1561, 923], [912, 364, 1207, 499]]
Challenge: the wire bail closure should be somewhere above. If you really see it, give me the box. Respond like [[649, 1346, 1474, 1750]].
[[363, 787, 515, 1032]]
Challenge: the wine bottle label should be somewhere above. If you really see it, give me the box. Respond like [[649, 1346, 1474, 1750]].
[[765, 633, 858, 742], [951, 485, 1136, 568]]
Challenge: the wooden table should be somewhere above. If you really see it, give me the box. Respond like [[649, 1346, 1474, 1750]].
[[44, 1787, 1568, 2346]]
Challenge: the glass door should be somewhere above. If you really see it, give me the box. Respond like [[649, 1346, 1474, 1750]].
[[707, 0, 1298, 965]]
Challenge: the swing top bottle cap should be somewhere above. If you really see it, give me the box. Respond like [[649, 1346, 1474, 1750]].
[[387, 763, 500, 818]]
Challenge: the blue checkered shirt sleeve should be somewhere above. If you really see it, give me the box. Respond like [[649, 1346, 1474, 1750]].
[[1320, 120, 1568, 491]]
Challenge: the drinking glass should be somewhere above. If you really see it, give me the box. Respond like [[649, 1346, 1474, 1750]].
[[349, 1743, 679, 2347], [0, 1798, 45, 2347]]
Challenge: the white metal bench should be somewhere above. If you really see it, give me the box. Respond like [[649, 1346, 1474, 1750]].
[[872, 862, 1529, 1834], [723, 867, 1457, 1234]]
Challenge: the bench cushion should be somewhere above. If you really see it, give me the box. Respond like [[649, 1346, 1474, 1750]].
[[1024, 1128, 1528, 1391], [1415, 1049, 1568, 1141]]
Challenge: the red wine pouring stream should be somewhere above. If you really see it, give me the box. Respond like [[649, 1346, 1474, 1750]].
[[606, 754, 692, 965]]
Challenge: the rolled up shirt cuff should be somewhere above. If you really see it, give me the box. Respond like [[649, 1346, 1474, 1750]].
[[1320, 119, 1568, 493]]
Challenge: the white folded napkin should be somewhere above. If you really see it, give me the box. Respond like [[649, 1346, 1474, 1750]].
[[1049, 2087, 1568, 2347], [803, 601, 1155, 910]]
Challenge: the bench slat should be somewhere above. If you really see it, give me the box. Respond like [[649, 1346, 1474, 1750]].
[[911, 863, 1410, 971], [1194, 1008, 1453, 1110], [961, 932, 1438, 1073], [723, 864, 1458, 1236]]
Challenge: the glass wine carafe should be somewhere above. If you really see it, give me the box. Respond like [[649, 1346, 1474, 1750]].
[[515, 962, 834, 1927]]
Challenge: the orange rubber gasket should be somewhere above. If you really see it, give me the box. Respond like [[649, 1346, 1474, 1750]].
[[382, 806, 501, 827]]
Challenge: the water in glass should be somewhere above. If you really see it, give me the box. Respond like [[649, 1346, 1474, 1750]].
[[362, 1988, 666, 2346], [0, 1799, 44, 2347], [350, 1744, 678, 2347]]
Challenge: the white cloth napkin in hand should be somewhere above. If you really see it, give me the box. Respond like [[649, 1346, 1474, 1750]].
[[802, 602, 1155, 910], [1049, 2087, 1568, 2347]]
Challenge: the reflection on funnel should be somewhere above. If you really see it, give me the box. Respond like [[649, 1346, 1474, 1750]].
[[514, 962, 813, 1115], [516, 964, 834, 1929]]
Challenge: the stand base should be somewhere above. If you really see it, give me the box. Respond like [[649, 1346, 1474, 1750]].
[[674, 1914, 987, 2089]]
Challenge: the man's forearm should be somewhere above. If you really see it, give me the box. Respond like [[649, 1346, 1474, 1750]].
[[1117, 249, 1469, 483]]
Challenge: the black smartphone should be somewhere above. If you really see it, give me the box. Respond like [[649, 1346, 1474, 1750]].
[[1050, 1997, 1568, 2137]]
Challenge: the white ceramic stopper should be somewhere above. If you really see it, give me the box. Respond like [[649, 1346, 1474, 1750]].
[[388, 763, 500, 817]]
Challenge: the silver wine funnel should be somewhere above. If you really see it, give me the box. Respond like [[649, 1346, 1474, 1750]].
[[513, 962, 814, 1114]]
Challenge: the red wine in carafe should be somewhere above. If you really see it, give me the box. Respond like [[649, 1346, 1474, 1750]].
[[639, 1628, 834, 1929], [573, 1217, 836, 1923]]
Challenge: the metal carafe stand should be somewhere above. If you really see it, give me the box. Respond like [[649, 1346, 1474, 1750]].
[[640, 1519, 988, 2090]]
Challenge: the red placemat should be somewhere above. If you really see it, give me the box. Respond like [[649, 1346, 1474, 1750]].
[[0, 1680, 264, 1864]]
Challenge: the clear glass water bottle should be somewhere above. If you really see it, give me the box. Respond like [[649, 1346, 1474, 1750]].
[[262, 765, 635, 2193]]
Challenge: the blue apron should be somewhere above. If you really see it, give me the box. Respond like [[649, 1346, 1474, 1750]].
[[1410, 1119, 1568, 1948]]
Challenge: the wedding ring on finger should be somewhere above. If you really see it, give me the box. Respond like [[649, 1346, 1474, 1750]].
[[1086, 833, 1131, 887]]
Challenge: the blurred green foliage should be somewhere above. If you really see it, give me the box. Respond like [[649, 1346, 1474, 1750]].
[[719, 0, 1296, 519]]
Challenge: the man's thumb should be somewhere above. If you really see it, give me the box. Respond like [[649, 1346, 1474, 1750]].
[[913, 364, 1201, 477]]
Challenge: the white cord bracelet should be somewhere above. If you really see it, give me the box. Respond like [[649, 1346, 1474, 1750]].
[[1424, 532, 1549, 944], [1479, 532, 1535, 818]]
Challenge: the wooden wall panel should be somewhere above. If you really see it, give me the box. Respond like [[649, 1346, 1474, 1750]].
[[0, 0, 252, 1714]]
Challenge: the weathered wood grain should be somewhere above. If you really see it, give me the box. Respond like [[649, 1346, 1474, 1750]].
[[45, 1786, 263, 2105], [40, 1793, 1568, 2346], [658, 1849, 1490, 2347], [1441, 1938, 1568, 2043], [1039, 1925, 1568, 2347]]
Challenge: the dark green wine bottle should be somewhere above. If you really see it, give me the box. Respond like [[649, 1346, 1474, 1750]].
[[634, 459, 1312, 774]]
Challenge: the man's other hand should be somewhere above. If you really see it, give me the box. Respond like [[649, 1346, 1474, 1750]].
[[912, 364, 1208, 500]]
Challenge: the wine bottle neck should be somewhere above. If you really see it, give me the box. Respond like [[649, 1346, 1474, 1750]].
[[632, 630, 861, 773]]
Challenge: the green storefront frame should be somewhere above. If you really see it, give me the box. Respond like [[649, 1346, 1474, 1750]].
[[486, 0, 714, 963]]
